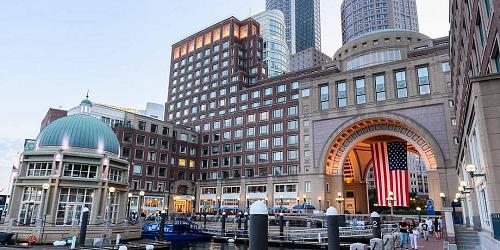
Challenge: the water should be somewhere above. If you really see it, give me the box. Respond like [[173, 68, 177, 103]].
[[170, 241, 312, 250]]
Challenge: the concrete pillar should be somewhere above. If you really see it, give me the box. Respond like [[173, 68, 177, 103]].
[[382, 234, 394, 250], [370, 211, 381, 239], [244, 212, 249, 234], [279, 213, 284, 238], [326, 207, 341, 250], [427, 170, 443, 210], [221, 212, 227, 237], [370, 238, 383, 250], [350, 243, 368, 250], [249, 201, 268, 250]]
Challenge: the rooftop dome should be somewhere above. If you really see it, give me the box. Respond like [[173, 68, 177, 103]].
[[80, 98, 93, 106], [36, 113, 120, 155]]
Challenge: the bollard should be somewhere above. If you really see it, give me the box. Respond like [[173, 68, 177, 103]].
[[249, 200, 268, 250], [243, 212, 249, 235], [370, 238, 383, 250], [158, 210, 166, 240], [326, 207, 341, 250], [382, 234, 394, 250], [279, 213, 284, 239], [79, 207, 90, 247], [350, 243, 368, 250], [370, 211, 381, 239], [221, 212, 227, 236]]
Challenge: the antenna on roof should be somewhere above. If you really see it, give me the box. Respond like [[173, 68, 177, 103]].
[[86, 90, 89, 99]]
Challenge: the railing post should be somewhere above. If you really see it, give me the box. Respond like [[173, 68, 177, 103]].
[[370, 211, 381, 239], [158, 210, 166, 241], [326, 207, 341, 250], [249, 201, 268, 250], [237, 211, 242, 230], [244, 212, 249, 235], [203, 212, 207, 228]]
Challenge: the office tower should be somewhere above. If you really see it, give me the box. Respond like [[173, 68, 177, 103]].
[[289, 47, 331, 71], [341, 0, 419, 43], [266, 0, 321, 53]]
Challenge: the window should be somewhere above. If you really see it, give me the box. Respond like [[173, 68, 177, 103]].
[[291, 81, 299, 89], [146, 165, 155, 176], [18, 187, 42, 225], [273, 109, 282, 118], [288, 106, 298, 116], [258, 153, 269, 163], [138, 121, 146, 131], [136, 135, 145, 145], [288, 135, 298, 145], [133, 164, 142, 175], [288, 149, 298, 160], [319, 84, 329, 110], [337, 82, 347, 107], [301, 88, 310, 97], [417, 66, 430, 95], [273, 137, 283, 147], [305, 181, 312, 192], [374, 74, 386, 101], [56, 188, 93, 225], [277, 84, 286, 93], [288, 120, 298, 130], [27, 162, 52, 176], [272, 166, 284, 176], [264, 87, 273, 96], [355, 78, 366, 104], [123, 132, 133, 142], [273, 151, 283, 162], [273, 123, 283, 132], [260, 124, 269, 134], [441, 62, 450, 72], [63, 163, 98, 179], [395, 70, 407, 98]]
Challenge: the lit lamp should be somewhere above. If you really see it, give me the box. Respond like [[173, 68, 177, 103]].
[[302, 194, 307, 205], [466, 164, 485, 178], [439, 192, 447, 207], [386, 191, 396, 216], [335, 192, 345, 214], [106, 187, 116, 225], [460, 181, 474, 191]]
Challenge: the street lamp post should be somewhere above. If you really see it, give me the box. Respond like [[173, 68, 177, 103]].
[[39, 183, 50, 243], [465, 164, 485, 178], [440, 192, 447, 208], [139, 191, 145, 219], [335, 192, 345, 214], [416, 206, 422, 221], [107, 187, 116, 226], [246, 195, 250, 211], [386, 191, 396, 216], [217, 196, 221, 216], [318, 197, 322, 212], [127, 193, 133, 219]]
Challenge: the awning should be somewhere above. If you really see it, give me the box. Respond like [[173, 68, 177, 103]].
[[200, 205, 216, 209], [272, 206, 289, 210], [292, 204, 315, 209], [221, 206, 240, 210]]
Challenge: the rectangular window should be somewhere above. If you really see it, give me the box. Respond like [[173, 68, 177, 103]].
[[395, 70, 407, 98], [374, 74, 386, 101], [305, 181, 312, 193], [27, 162, 53, 176], [63, 163, 98, 179], [417, 66, 431, 95], [320, 84, 329, 110], [441, 62, 450, 72], [337, 82, 347, 107], [355, 78, 366, 104]]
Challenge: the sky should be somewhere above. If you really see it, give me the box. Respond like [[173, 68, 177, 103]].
[[0, 0, 450, 192]]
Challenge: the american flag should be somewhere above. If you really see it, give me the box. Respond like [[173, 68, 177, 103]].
[[370, 141, 409, 207]]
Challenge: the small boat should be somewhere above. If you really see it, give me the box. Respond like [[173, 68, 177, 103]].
[[0, 232, 14, 245], [142, 220, 209, 241]]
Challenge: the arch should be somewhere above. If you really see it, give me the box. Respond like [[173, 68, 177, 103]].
[[320, 112, 446, 175]]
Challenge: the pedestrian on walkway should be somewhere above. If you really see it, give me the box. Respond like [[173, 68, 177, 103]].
[[426, 217, 433, 239], [434, 217, 441, 239], [399, 217, 410, 249], [409, 219, 419, 249], [420, 219, 430, 241]]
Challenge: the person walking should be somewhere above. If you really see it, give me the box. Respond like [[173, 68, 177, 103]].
[[421, 219, 430, 241], [399, 217, 410, 249], [409, 219, 419, 249], [434, 217, 441, 239], [426, 217, 433, 239]]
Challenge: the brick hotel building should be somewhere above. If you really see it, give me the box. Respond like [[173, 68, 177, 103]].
[[166, 15, 457, 214]]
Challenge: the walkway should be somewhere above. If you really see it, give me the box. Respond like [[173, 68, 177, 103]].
[[415, 236, 444, 249]]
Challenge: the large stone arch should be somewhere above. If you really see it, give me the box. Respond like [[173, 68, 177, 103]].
[[320, 112, 446, 176]]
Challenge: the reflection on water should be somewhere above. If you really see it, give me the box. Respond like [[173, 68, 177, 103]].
[[171, 241, 311, 250]]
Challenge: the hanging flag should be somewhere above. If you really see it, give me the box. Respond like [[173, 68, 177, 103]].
[[12, 165, 18, 172], [370, 141, 409, 207]]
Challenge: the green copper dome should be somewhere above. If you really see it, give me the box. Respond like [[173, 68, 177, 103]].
[[80, 98, 93, 106], [36, 114, 120, 155]]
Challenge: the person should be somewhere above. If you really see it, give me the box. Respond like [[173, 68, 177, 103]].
[[409, 219, 419, 249], [399, 217, 409, 249], [434, 217, 441, 239], [420, 219, 430, 241], [426, 217, 433, 239]]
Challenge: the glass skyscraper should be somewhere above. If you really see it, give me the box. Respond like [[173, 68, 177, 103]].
[[266, 0, 321, 54]]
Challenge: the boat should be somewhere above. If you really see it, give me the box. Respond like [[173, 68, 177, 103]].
[[0, 232, 14, 245], [142, 218, 209, 241]]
